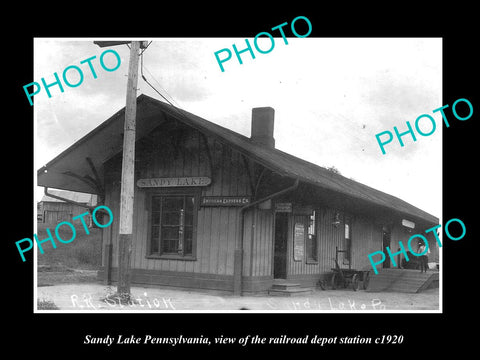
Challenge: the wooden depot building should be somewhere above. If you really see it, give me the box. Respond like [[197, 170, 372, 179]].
[[38, 95, 439, 295]]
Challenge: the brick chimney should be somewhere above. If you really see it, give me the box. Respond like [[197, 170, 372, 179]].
[[251, 107, 275, 148]]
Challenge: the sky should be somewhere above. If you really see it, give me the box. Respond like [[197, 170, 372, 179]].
[[34, 37, 442, 219]]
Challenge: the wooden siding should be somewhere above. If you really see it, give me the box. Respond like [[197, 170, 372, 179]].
[[102, 123, 251, 277], [350, 215, 383, 270], [242, 208, 274, 277], [40, 202, 91, 224], [240, 205, 385, 281], [98, 267, 235, 292], [289, 208, 340, 275], [286, 208, 383, 276]]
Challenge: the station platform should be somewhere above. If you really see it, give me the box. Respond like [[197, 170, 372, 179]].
[[366, 268, 439, 293]]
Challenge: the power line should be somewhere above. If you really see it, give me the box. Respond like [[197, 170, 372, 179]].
[[137, 42, 180, 107], [141, 58, 180, 108], [140, 53, 175, 105], [138, 46, 195, 123]]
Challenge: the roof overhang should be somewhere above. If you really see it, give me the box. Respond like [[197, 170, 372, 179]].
[[37, 95, 169, 194]]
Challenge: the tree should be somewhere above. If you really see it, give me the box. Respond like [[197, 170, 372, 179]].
[[326, 165, 341, 175]]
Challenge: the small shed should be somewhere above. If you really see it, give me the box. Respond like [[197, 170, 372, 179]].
[[38, 189, 97, 225]]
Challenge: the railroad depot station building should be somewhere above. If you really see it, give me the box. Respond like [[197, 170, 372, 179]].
[[38, 95, 439, 295]]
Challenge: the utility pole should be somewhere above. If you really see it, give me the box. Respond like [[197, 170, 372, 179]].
[[117, 40, 140, 297], [95, 40, 142, 299]]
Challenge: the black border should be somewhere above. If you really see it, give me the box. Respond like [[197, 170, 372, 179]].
[[7, 6, 478, 355]]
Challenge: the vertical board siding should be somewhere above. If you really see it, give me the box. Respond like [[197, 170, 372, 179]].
[[243, 208, 273, 277], [103, 125, 250, 277], [42, 202, 92, 224], [101, 182, 112, 267], [250, 209, 273, 277], [199, 207, 212, 273], [390, 224, 415, 267], [298, 208, 343, 275], [351, 215, 382, 270], [242, 210, 253, 276], [286, 208, 384, 276], [109, 181, 121, 269]]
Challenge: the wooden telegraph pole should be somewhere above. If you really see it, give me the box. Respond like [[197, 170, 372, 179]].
[[117, 40, 140, 297], [94, 40, 142, 299]]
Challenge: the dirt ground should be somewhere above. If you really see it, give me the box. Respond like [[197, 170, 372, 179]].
[[37, 268, 440, 312]]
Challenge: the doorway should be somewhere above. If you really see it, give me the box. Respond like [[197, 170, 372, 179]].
[[274, 213, 289, 279], [382, 226, 391, 268]]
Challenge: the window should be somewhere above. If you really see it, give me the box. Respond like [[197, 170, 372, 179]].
[[306, 210, 318, 262], [150, 194, 196, 258]]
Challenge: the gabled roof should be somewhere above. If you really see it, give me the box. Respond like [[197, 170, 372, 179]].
[[38, 94, 438, 225]]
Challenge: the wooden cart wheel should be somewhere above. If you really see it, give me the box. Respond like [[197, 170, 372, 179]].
[[362, 271, 370, 290], [331, 273, 337, 290], [352, 273, 359, 291]]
